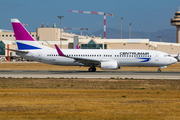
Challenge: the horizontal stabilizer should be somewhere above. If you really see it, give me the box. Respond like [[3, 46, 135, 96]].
[[5, 48, 29, 53]]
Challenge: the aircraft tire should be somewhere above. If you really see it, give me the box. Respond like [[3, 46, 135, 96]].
[[88, 67, 96, 72], [94, 68, 96, 72], [88, 68, 93, 72]]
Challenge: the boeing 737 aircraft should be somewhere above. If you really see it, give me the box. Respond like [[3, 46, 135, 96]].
[[9, 19, 177, 72]]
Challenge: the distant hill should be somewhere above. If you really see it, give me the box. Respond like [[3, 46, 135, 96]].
[[75, 28, 176, 43]]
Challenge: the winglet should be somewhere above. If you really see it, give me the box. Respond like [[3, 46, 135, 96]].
[[54, 44, 66, 57], [76, 45, 80, 49]]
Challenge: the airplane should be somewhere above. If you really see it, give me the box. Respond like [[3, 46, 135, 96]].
[[9, 19, 177, 73]]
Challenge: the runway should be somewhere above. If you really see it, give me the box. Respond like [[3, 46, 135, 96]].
[[0, 70, 180, 79]]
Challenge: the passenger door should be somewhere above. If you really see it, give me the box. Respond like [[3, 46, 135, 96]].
[[38, 52, 42, 61], [155, 53, 159, 61]]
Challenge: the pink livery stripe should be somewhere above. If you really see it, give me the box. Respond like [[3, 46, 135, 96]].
[[11, 19, 34, 41]]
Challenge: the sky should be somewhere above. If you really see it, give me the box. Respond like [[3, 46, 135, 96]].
[[0, 0, 179, 33]]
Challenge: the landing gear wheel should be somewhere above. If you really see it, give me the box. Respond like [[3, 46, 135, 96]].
[[88, 67, 96, 72], [92, 67, 96, 72], [158, 69, 161, 73], [88, 68, 93, 72]]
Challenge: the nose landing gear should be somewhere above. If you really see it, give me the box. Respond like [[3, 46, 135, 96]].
[[158, 66, 167, 73], [158, 68, 161, 73]]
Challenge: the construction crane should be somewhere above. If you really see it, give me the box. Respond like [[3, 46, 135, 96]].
[[68, 10, 113, 39], [64, 27, 89, 36]]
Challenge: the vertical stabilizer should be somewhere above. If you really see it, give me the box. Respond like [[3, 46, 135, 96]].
[[11, 19, 52, 50], [11, 19, 34, 41]]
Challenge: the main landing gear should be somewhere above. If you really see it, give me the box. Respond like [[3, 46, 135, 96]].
[[88, 67, 96, 72], [158, 68, 161, 73]]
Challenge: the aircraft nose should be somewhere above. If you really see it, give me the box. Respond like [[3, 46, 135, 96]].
[[171, 57, 177, 64]]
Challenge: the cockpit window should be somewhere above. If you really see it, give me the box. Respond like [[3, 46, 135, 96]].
[[164, 55, 171, 57]]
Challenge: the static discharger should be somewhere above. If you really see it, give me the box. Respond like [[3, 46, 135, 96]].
[[68, 10, 113, 39]]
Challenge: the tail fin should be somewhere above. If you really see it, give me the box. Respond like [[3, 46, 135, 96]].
[[11, 19, 34, 41], [11, 19, 46, 50]]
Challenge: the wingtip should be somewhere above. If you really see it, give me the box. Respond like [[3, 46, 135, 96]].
[[54, 44, 58, 48]]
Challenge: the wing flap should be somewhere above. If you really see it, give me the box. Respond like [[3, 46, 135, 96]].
[[73, 57, 100, 66]]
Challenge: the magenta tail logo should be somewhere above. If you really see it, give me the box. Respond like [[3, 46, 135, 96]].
[[11, 19, 34, 41]]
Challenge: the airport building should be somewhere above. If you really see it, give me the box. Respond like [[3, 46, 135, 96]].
[[0, 7, 180, 61], [171, 7, 180, 43]]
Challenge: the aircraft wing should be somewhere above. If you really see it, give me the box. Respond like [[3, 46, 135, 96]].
[[5, 48, 29, 54], [54, 44, 101, 66], [73, 57, 100, 66]]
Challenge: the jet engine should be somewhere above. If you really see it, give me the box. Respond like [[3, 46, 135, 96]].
[[101, 61, 120, 70]]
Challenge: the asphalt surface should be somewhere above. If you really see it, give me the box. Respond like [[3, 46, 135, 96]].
[[0, 70, 180, 79]]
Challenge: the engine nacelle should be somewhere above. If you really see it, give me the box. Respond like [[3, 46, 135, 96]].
[[101, 61, 119, 70]]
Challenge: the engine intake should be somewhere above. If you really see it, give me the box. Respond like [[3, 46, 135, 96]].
[[101, 61, 119, 70]]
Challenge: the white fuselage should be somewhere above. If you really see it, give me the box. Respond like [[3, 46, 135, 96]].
[[18, 48, 177, 68]]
